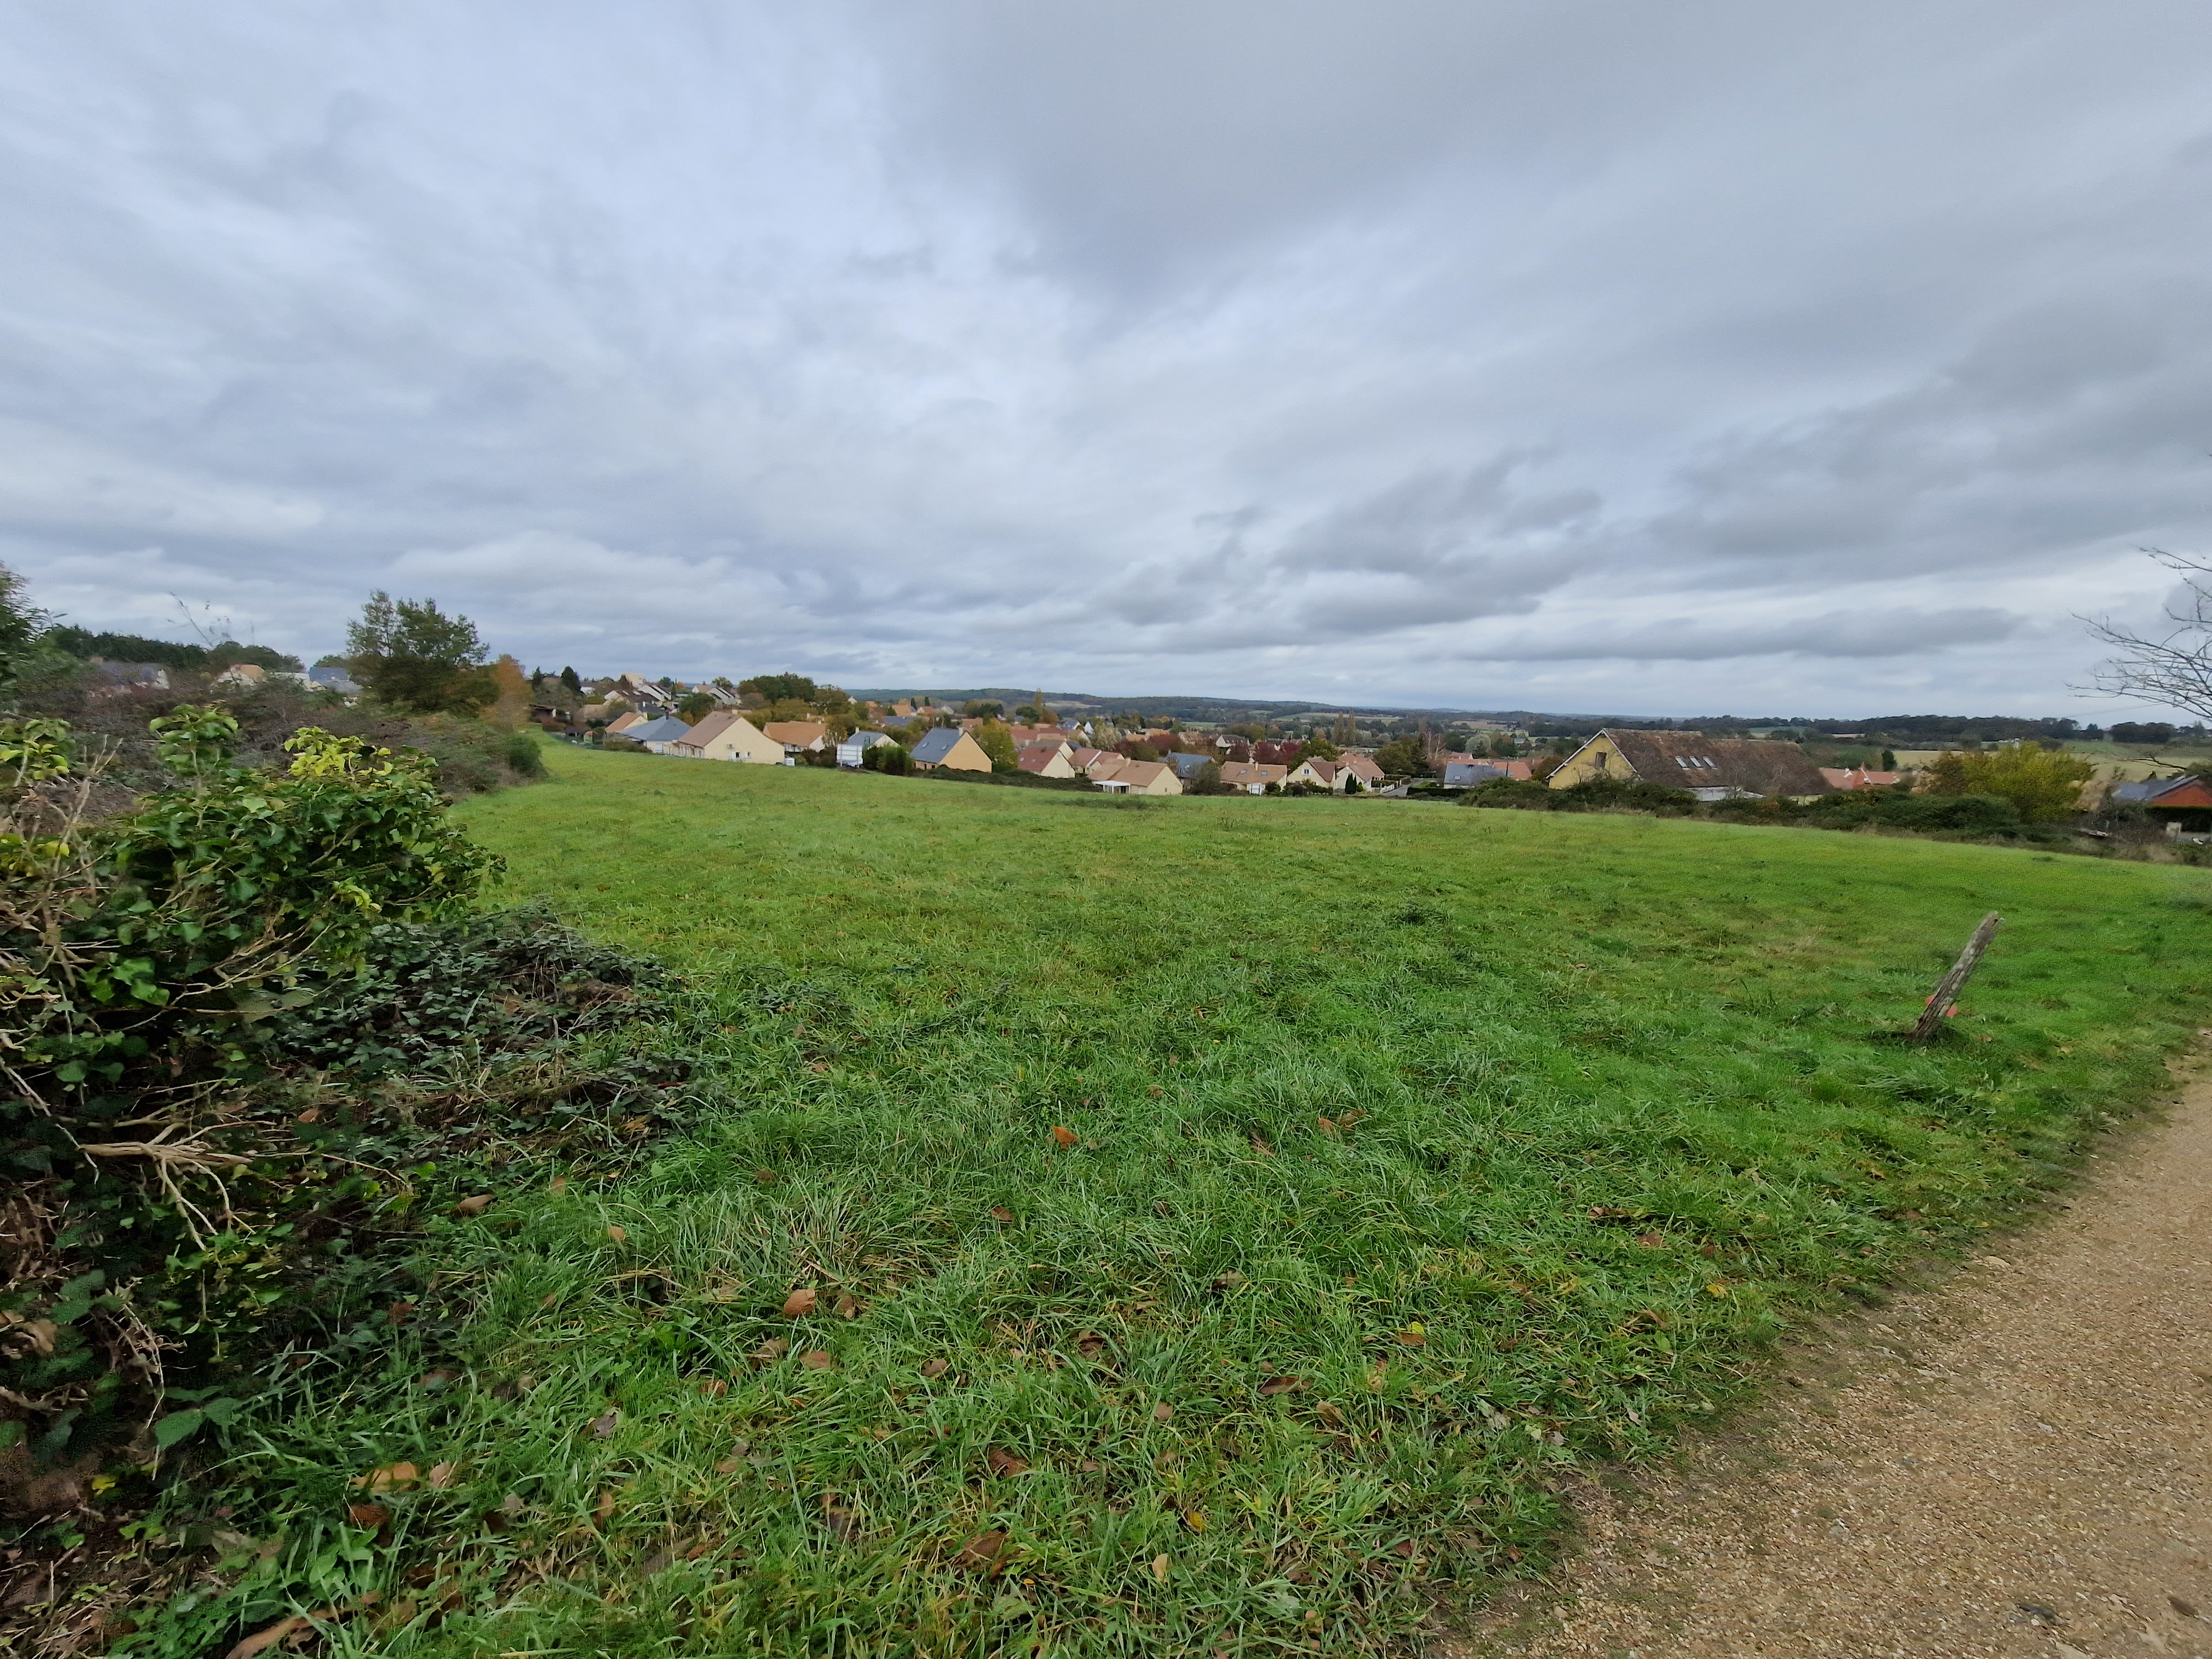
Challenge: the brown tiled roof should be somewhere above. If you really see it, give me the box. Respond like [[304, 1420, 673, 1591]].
[[762, 721, 827, 749], [1605, 730, 1832, 796]]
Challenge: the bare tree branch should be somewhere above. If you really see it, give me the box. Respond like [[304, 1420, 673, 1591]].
[[2081, 549, 2212, 722]]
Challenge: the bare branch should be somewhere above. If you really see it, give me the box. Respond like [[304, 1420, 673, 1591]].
[[2079, 548, 2212, 722]]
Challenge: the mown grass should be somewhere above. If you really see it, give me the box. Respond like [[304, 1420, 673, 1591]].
[[175, 744, 2211, 1657]]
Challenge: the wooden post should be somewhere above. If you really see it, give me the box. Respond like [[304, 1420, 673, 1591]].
[[1911, 912, 2002, 1040]]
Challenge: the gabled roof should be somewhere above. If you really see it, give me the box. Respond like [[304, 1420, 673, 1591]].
[[910, 728, 963, 764], [2112, 774, 2212, 807], [1819, 767, 1903, 790], [763, 721, 827, 748], [842, 729, 890, 747], [1218, 761, 1287, 787], [679, 709, 749, 747], [1443, 761, 1509, 787], [627, 716, 693, 744], [1338, 754, 1384, 782], [1598, 729, 1832, 796]]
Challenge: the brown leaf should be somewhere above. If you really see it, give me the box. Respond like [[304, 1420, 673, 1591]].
[[549, 1175, 567, 1193], [989, 1205, 1015, 1223], [225, 1615, 309, 1659], [833, 1295, 860, 1318], [753, 1167, 778, 1184], [425, 1461, 457, 1490], [451, 1194, 493, 1217], [920, 1358, 950, 1378], [824, 1504, 860, 1540], [589, 1410, 620, 1439], [751, 1338, 789, 1364], [799, 1349, 833, 1370], [385, 1301, 414, 1326], [606, 1225, 627, 1243], [538, 1293, 558, 1308], [1259, 1375, 1302, 1395], [986, 1447, 1029, 1478], [1079, 1457, 1102, 1473], [295, 1107, 321, 1124], [959, 1529, 1009, 1571], [1314, 1401, 1345, 1427], [1395, 1326, 1427, 1348], [1212, 1270, 1245, 1290], [1316, 1116, 1337, 1133], [1147, 1084, 1164, 1098], [1392, 1538, 1416, 1558], [1699, 1241, 1718, 1259], [714, 1455, 745, 1474], [419, 1368, 460, 1390], [1051, 1125, 1078, 1148], [697, 1377, 729, 1398], [346, 1503, 389, 1531], [1152, 1401, 1174, 1422], [782, 1287, 818, 1318], [1635, 1232, 1665, 1249], [354, 1461, 419, 1491], [1151, 1553, 1170, 1583], [1248, 1134, 1274, 1156], [1074, 1332, 1104, 1358]]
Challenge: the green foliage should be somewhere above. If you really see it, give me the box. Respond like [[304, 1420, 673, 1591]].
[[1923, 746, 2096, 822], [43, 627, 210, 671], [961, 699, 1003, 719], [1794, 788, 2024, 836], [560, 665, 583, 697], [742, 673, 821, 704], [971, 718, 1020, 773], [1461, 776, 1697, 815], [346, 592, 497, 715], [0, 561, 50, 697], [675, 691, 718, 724], [1373, 734, 1430, 776], [0, 717, 71, 792], [861, 739, 913, 775]]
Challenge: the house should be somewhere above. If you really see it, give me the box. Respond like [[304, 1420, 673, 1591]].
[[674, 710, 784, 763], [1166, 751, 1217, 784], [1547, 729, 1832, 802], [762, 721, 828, 762], [1114, 759, 1183, 796], [1285, 757, 1346, 792], [1217, 761, 1288, 795], [1820, 767, 1904, 791], [838, 729, 894, 767], [2110, 774, 2212, 827], [617, 672, 677, 714], [1074, 749, 1125, 782], [623, 715, 695, 754], [306, 664, 359, 696], [1018, 742, 1078, 778], [1442, 761, 1515, 789], [603, 711, 645, 737], [1254, 740, 1303, 766], [1336, 754, 1385, 792], [910, 727, 994, 773]]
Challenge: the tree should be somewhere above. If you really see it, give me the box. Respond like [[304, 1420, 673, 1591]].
[[675, 691, 718, 723], [2086, 550, 2212, 720], [1294, 736, 1340, 764], [561, 665, 583, 698], [963, 700, 1004, 719], [487, 654, 531, 728], [972, 719, 1020, 773], [1373, 735, 1431, 778], [1331, 712, 1359, 746], [1923, 745, 2095, 822], [345, 592, 497, 714], [743, 672, 818, 703], [1, 560, 51, 699]]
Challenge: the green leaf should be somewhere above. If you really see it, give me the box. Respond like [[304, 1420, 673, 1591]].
[[153, 1409, 205, 1449]]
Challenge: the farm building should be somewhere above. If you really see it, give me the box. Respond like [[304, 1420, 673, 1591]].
[[1547, 729, 1832, 801]]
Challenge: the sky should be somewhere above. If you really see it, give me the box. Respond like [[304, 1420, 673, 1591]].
[[3, 2, 2210, 717]]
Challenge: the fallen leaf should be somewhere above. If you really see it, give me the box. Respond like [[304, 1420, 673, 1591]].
[[386, 1301, 414, 1326], [1316, 1116, 1337, 1133], [753, 1167, 778, 1183], [606, 1225, 627, 1243], [595, 1489, 617, 1522], [751, 1338, 789, 1363], [834, 1295, 860, 1318], [987, 1447, 1030, 1477], [451, 1194, 493, 1217], [502, 1492, 525, 1515], [1392, 1538, 1415, 1558], [1248, 1134, 1274, 1156], [824, 1504, 860, 1540], [1634, 1232, 1665, 1249], [920, 1358, 950, 1379], [346, 1503, 389, 1531], [1396, 1324, 1427, 1347], [1074, 1332, 1105, 1358], [1051, 1125, 1078, 1148], [799, 1349, 833, 1370], [425, 1462, 457, 1490], [538, 1293, 557, 1308], [782, 1287, 819, 1317], [990, 1205, 1016, 1223], [1152, 1401, 1174, 1422], [1259, 1375, 1302, 1395], [697, 1378, 729, 1398], [419, 1368, 460, 1391], [225, 1615, 309, 1659], [1079, 1457, 1101, 1472], [295, 1107, 321, 1124], [1705, 1282, 1730, 1297], [1339, 1109, 1367, 1127], [640, 1548, 675, 1575], [1147, 1084, 1164, 1098], [1182, 1508, 1207, 1531], [959, 1530, 1008, 1570], [354, 1462, 419, 1492], [1212, 1270, 1245, 1290], [549, 1175, 567, 1193], [1315, 1401, 1345, 1427], [1151, 1553, 1170, 1583], [714, 1455, 745, 1474], [589, 1409, 620, 1439]]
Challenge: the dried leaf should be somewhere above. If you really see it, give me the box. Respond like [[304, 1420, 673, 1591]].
[[1050, 1125, 1078, 1148], [1182, 1508, 1207, 1532], [590, 1409, 620, 1439], [346, 1503, 390, 1531], [1316, 1116, 1337, 1133], [1074, 1332, 1105, 1358], [959, 1530, 1008, 1571], [1315, 1401, 1345, 1427], [714, 1455, 745, 1474], [824, 1504, 859, 1540], [697, 1378, 729, 1398], [354, 1461, 420, 1491], [989, 1205, 1015, 1223], [1248, 1133, 1274, 1156], [799, 1349, 833, 1370], [753, 1167, 778, 1183], [1259, 1375, 1301, 1395], [920, 1358, 950, 1379], [1635, 1232, 1665, 1249], [1705, 1281, 1730, 1297], [419, 1368, 460, 1391], [595, 1489, 617, 1522], [1147, 1084, 1164, 1098], [833, 1295, 860, 1318], [1392, 1538, 1416, 1558], [1152, 1401, 1174, 1422], [1338, 1109, 1366, 1127], [752, 1338, 789, 1363], [225, 1615, 309, 1659], [451, 1194, 493, 1217], [1212, 1270, 1245, 1290], [1151, 1553, 1170, 1583], [425, 1462, 458, 1490], [385, 1301, 414, 1326], [1395, 1324, 1427, 1348], [987, 1447, 1030, 1478], [549, 1175, 567, 1193], [1079, 1457, 1102, 1472], [782, 1287, 818, 1318], [606, 1225, 627, 1243]]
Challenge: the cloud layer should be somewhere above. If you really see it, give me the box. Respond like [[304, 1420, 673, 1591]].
[[2, 1, 2209, 713]]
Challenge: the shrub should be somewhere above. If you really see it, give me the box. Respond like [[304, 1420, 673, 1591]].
[[863, 740, 914, 775], [1922, 745, 2095, 822]]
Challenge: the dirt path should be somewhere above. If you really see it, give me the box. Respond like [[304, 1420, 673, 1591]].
[[1458, 1067, 2212, 1659]]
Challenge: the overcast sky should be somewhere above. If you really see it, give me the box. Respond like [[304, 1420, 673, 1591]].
[[3, 2, 2210, 715]]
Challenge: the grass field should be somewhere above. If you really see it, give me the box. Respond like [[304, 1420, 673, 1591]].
[[187, 744, 2212, 1657]]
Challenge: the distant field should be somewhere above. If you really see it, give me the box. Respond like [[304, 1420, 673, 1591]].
[[261, 745, 2209, 1656]]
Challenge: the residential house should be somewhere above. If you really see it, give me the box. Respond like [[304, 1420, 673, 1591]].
[[2110, 774, 2212, 828], [616, 673, 677, 714], [1217, 761, 1288, 795], [1018, 742, 1078, 778], [1336, 754, 1385, 791], [1819, 767, 1904, 791], [213, 662, 267, 687], [910, 727, 994, 773], [306, 664, 359, 696], [762, 721, 829, 762], [1070, 747, 1115, 776], [1166, 752, 1217, 784], [1547, 729, 1832, 802], [604, 711, 645, 737], [1442, 761, 1515, 789], [1285, 757, 1347, 792], [623, 715, 695, 754], [837, 729, 894, 767], [674, 710, 784, 763], [1114, 759, 1183, 796]]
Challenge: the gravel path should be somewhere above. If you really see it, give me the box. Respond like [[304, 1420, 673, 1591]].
[[1457, 1070, 2212, 1659]]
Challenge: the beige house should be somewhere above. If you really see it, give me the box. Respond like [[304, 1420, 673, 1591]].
[[673, 710, 784, 764], [1114, 759, 1182, 796], [762, 721, 828, 760], [603, 711, 645, 737], [1548, 729, 1832, 801], [1337, 754, 1384, 791], [1285, 758, 1347, 792], [1018, 742, 1078, 778], [1077, 749, 1126, 782], [910, 727, 994, 773], [1218, 761, 1288, 795]]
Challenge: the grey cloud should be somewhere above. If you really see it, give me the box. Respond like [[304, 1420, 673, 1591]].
[[1478, 607, 2026, 664]]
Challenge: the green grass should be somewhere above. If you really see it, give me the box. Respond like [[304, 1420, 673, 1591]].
[[200, 745, 2212, 1656]]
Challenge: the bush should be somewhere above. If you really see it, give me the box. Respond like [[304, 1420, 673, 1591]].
[[1922, 745, 2095, 822], [1463, 776, 1695, 815], [863, 741, 914, 775], [1799, 787, 2023, 835]]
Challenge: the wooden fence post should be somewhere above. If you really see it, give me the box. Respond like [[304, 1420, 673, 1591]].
[[1911, 911, 2003, 1040]]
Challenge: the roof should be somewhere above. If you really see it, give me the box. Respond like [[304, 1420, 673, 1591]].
[[1218, 761, 1287, 787], [1117, 760, 1172, 789], [679, 709, 750, 747], [306, 665, 360, 691], [604, 711, 644, 733], [763, 721, 827, 747], [1442, 762, 1509, 787], [1167, 751, 1215, 779], [626, 716, 693, 744], [1338, 754, 1384, 782], [1598, 729, 1832, 796], [910, 728, 963, 764], [842, 729, 890, 747], [1819, 767, 1903, 790], [1017, 742, 1068, 774], [2113, 775, 2212, 807]]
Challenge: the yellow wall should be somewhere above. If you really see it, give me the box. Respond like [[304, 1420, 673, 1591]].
[[928, 732, 993, 773], [1546, 733, 1628, 789]]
